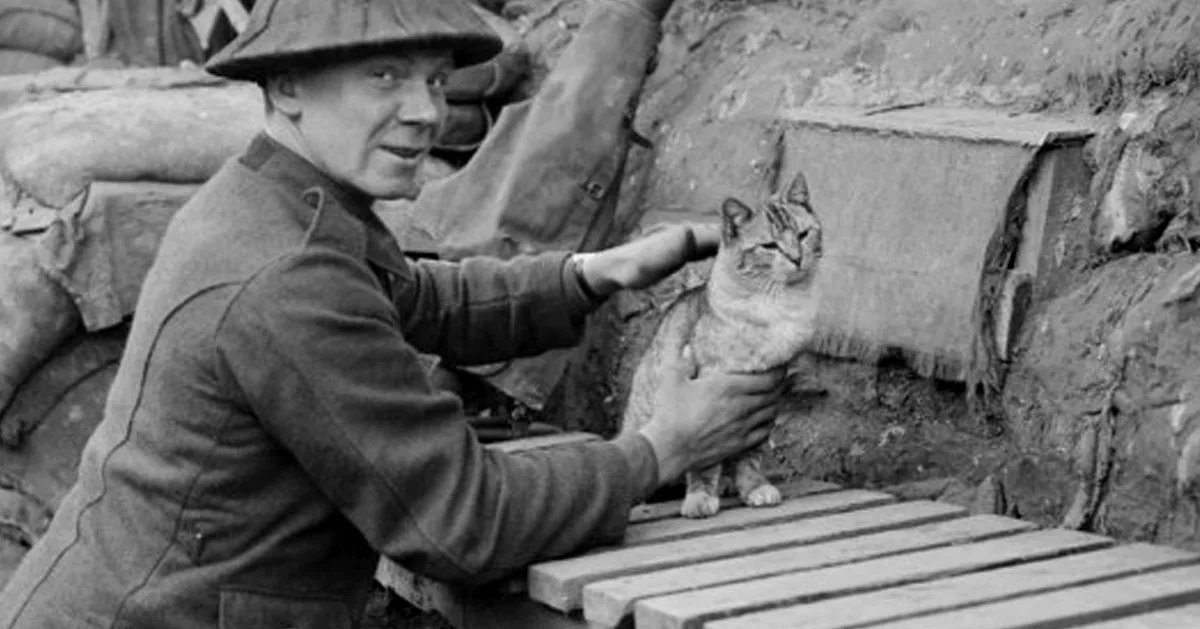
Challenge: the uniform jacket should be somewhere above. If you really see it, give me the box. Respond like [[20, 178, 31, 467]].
[[0, 135, 654, 629]]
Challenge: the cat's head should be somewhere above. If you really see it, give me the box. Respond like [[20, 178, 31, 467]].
[[718, 171, 822, 287]]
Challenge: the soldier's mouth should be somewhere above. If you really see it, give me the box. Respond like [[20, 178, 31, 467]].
[[381, 146, 426, 160]]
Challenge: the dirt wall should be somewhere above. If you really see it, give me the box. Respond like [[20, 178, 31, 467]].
[[526, 0, 1200, 548]]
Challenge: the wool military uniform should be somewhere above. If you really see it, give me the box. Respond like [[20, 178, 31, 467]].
[[0, 135, 657, 629]]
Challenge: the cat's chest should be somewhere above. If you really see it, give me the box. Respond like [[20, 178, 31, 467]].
[[690, 316, 808, 372]]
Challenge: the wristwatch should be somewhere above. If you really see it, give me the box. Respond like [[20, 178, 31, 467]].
[[569, 253, 606, 306]]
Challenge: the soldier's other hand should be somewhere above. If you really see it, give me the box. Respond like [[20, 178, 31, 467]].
[[639, 344, 785, 486], [575, 222, 720, 297]]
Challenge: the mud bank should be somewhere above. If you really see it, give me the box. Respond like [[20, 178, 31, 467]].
[[530, 0, 1200, 549]]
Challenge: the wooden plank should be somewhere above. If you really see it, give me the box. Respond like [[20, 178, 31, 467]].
[[375, 558, 440, 613], [781, 106, 1094, 147], [634, 528, 1112, 629], [868, 563, 1200, 629], [1082, 603, 1200, 629], [583, 515, 1035, 628], [379, 435, 597, 616], [624, 489, 895, 545], [704, 543, 1199, 629], [439, 589, 588, 629], [528, 500, 965, 613], [629, 479, 841, 525], [485, 432, 600, 453], [373, 567, 589, 629]]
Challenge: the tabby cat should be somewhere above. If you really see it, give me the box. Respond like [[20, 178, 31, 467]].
[[622, 171, 822, 518]]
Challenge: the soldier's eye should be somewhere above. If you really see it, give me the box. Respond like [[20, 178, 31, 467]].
[[428, 73, 449, 90], [371, 68, 398, 83]]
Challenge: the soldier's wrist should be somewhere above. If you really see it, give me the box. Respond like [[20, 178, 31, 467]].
[[638, 423, 686, 487], [612, 431, 660, 502], [571, 252, 622, 301]]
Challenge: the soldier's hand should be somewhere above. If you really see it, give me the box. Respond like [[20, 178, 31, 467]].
[[575, 223, 720, 298], [639, 343, 785, 486]]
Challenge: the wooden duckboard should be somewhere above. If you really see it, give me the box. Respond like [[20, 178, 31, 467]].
[[375, 433, 1200, 629]]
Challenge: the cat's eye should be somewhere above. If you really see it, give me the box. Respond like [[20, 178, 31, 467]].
[[759, 242, 781, 251]]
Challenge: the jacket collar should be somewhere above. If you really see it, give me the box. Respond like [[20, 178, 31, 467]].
[[240, 133, 409, 276]]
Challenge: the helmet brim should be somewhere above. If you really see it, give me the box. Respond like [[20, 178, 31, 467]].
[[206, 34, 504, 82]]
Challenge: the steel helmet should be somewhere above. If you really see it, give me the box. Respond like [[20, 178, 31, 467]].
[[206, 0, 504, 81]]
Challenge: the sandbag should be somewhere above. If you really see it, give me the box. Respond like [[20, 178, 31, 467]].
[[411, 0, 662, 407], [0, 478, 50, 549], [0, 230, 81, 420], [0, 179, 198, 436], [0, 0, 81, 62], [0, 49, 61, 77], [101, 0, 204, 67], [33, 180, 200, 332], [0, 84, 262, 207]]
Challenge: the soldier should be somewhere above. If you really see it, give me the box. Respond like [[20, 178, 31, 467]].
[[0, 1, 783, 627]]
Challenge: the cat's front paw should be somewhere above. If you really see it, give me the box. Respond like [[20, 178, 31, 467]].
[[680, 491, 721, 518], [743, 483, 782, 508]]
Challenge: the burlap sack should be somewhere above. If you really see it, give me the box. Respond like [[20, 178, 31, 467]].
[[0, 230, 80, 421], [0, 84, 262, 207], [0, 82, 260, 418], [0, 0, 81, 62], [0, 49, 62, 77]]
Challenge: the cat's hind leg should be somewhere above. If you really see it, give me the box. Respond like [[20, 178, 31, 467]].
[[735, 451, 782, 508], [680, 464, 722, 518]]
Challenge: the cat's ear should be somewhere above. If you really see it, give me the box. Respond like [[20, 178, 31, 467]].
[[783, 171, 810, 206], [721, 198, 754, 240]]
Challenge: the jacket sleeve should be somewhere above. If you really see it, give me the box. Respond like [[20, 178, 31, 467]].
[[214, 247, 643, 585], [394, 250, 599, 366]]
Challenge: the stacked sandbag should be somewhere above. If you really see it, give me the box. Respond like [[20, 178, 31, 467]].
[[0, 80, 263, 422], [0, 231, 81, 435], [0, 0, 81, 75], [1, 471, 50, 588]]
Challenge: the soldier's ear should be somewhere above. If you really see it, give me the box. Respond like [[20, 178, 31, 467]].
[[264, 72, 303, 118], [721, 198, 754, 240]]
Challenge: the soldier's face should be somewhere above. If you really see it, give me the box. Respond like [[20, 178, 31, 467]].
[[289, 49, 453, 200]]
